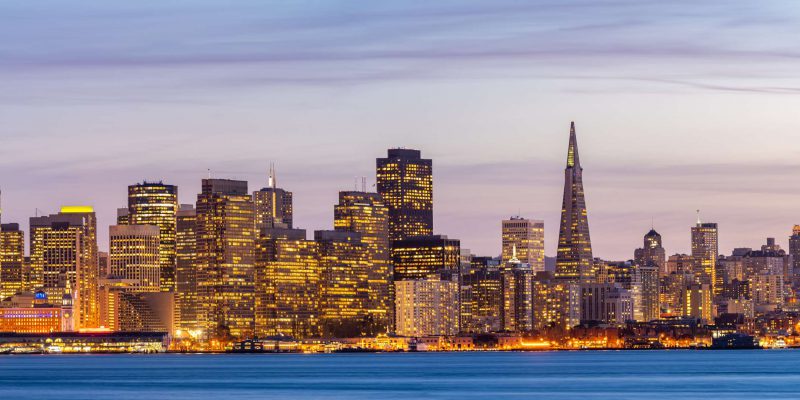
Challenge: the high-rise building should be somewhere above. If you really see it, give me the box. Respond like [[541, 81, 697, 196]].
[[196, 179, 255, 340], [660, 272, 693, 317], [127, 182, 178, 292], [556, 122, 594, 281], [635, 264, 660, 322], [666, 254, 693, 276], [333, 191, 392, 333], [683, 283, 712, 322], [175, 204, 197, 332], [392, 235, 460, 281], [116, 208, 130, 225], [253, 164, 293, 230], [394, 278, 459, 337], [460, 260, 502, 333], [580, 283, 633, 325], [0, 223, 24, 300], [109, 225, 161, 293], [691, 217, 719, 295], [376, 148, 433, 241], [634, 229, 666, 275], [789, 226, 800, 277], [501, 217, 545, 273], [501, 256, 533, 332], [30, 206, 99, 329], [315, 230, 372, 337], [532, 276, 581, 331], [254, 227, 320, 339], [99, 279, 174, 334]]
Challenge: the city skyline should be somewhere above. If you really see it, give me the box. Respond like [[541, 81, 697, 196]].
[[3, 1, 800, 259]]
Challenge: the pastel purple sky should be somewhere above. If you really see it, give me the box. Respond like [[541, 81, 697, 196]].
[[2, 0, 800, 258]]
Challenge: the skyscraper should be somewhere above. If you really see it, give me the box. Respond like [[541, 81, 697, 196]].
[[555, 122, 594, 281], [691, 216, 719, 296], [109, 225, 161, 292], [30, 206, 99, 329], [253, 163, 293, 230], [0, 223, 24, 300], [127, 182, 178, 292], [254, 227, 320, 339], [634, 229, 666, 274], [789, 225, 800, 277], [315, 230, 371, 337], [392, 235, 460, 281], [394, 279, 459, 337], [196, 179, 255, 340], [376, 148, 433, 241], [175, 204, 198, 332], [501, 217, 545, 273], [333, 191, 392, 333]]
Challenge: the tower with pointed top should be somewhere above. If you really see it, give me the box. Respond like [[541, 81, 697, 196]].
[[253, 163, 293, 230], [555, 122, 594, 282]]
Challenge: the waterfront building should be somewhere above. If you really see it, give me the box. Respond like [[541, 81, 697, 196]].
[[501, 217, 545, 273], [394, 278, 459, 337], [0, 223, 24, 300], [30, 207, 99, 329], [109, 225, 161, 292], [175, 204, 197, 332], [691, 217, 719, 295], [376, 148, 433, 241], [196, 179, 255, 340], [556, 122, 594, 282], [127, 182, 178, 292], [253, 164, 293, 230], [99, 280, 174, 334], [333, 191, 392, 333], [392, 235, 460, 281], [255, 227, 320, 339], [0, 290, 73, 333], [634, 229, 666, 275], [315, 230, 372, 337]]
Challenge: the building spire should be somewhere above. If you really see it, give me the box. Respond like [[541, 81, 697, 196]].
[[696, 209, 701, 225], [268, 162, 276, 189], [567, 121, 580, 168]]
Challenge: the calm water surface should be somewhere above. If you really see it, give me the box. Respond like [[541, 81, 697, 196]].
[[2, 350, 799, 399]]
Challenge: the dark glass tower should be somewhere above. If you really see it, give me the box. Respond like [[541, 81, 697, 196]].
[[555, 122, 594, 281], [376, 149, 433, 242]]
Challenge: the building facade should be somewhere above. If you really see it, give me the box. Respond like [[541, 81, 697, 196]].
[[501, 217, 545, 273], [376, 148, 433, 241], [253, 164, 293, 230], [127, 182, 178, 292], [394, 279, 459, 337]]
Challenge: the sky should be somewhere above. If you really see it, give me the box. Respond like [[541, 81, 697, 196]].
[[2, 0, 800, 259]]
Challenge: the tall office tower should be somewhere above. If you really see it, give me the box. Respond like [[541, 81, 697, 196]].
[[691, 216, 719, 295], [634, 229, 666, 275], [175, 204, 197, 332], [253, 164, 293, 230], [660, 272, 693, 316], [0, 223, 25, 300], [635, 264, 660, 322], [315, 230, 372, 337], [556, 122, 594, 281], [501, 255, 533, 332], [392, 235, 460, 281], [376, 148, 433, 241], [333, 191, 392, 332], [394, 278, 459, 337], [790, 226, 800, 277], [30, 206, 99, 329], [683, 283, 712, 322], [109, 225, 161, 292], [127, 182, 178, 292], [254, 227, 320, 339], [196, 179, 255, 340], [580, 283, 633, 325], [501, 217, 545, 273], [460, 263, 502, 334], [532, 276, 581, 331]]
